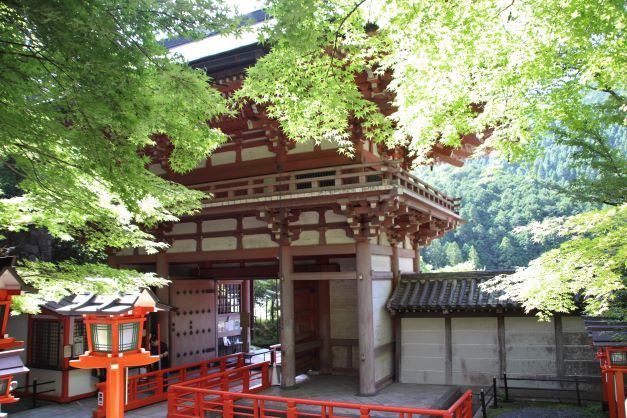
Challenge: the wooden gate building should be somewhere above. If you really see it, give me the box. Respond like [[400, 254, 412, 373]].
[[109, 12, 474, 395]]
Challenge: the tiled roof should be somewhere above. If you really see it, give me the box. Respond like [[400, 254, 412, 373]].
[[44, 290, 171, 316], [387, 270, 519, 313], [583, 317, 627, 348]]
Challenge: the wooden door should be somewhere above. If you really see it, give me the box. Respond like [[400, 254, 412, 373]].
[[294, 280, 319, 373], [170, 279, 216, 367]]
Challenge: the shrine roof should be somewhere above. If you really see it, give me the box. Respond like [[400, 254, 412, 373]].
[[166, 10, 267, 63], [44, 289, 171, 316], [387, 270, 519, 314], [583, 317, 627, 348]]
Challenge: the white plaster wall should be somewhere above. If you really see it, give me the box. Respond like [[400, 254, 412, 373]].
[[292, 230, 320, 246], [241, 146, 274, 161], [202, 218, 237, 232], [319, 140, 338, 150], [378, 233, 390, 246], [373, 281, 393, 346], [210, 151, 236, 166], [166, 222, 197, 235], [243, 216, 266, 229], [167, 239, 197, 253], [68, 369, 98, 397], [324, 210, 347, 223], [202, 237, 237, 251], [452, 317, 499, 385], [400, 318, 446, 384], [243, 234, 277, 248], [325, 229, 353, 244], [399, 257, 414, 273], [330, 280, 357, 339], [288, 140, 315, 154], [293, 211, 319, 225], [371, 255, 391, 272], [505, 317, 557, 377], [373, 280, 394, 382], [375, 349, 394, 382]]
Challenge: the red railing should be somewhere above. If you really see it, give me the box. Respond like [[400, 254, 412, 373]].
[[168, 362, 271, 417], [93, 352, 244, 418], [168, 365, 473, 418]]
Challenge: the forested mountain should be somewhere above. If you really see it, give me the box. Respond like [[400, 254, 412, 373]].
[[416, 148, 599, 270]]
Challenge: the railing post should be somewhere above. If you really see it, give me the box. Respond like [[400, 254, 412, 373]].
[[221, 371, 230, 391], [359, 406, 369, 418], [261, 363, 270, 389], [503, 373, 509, 402], [157, 370, 165, 397], [575, 376, 581, 406], [466, 393, 473, 418], [32, 378, 37, 409], [287, 401, 297, 418], [242, 368, 250, 393], [480, 389, 487, 418], [492, 376, 498, 408], [194, 391, 203, 417], [223, 394, 234, 418]]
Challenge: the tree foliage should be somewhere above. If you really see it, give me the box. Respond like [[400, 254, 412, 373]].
[[0, 0, 238, 251], [243, 0, 625, 162], [0, 0, 241, 310]]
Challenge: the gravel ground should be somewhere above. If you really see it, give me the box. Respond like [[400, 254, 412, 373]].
[[492, 407, 587, 417]]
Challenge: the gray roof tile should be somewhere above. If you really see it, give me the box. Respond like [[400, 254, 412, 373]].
[[387, 270, 519, 313]]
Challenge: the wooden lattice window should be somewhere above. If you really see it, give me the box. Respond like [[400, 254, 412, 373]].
[[90, 323, 112, 352], [295, 170, 336, 189], [218, 283, 241, 314], [30, 319, 62, 369], [72, 319, 87, 358]]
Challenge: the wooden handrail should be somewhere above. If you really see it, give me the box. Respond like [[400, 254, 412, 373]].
[[191, 160, 460, 213]]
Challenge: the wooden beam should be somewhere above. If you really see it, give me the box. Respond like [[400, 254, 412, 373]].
[[291, 272, 356, 281]]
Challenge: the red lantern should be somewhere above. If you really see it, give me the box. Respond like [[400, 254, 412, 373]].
[[0, 258, 32, 350], [67, 290, 162, 418]]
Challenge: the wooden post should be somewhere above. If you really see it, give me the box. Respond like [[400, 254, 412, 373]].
[[241, 279, 251, 352], [106, 363, 125, 418], [318, 280, 332, 374], [356, 239, 376, 395], [413, 245, 420, 273], [445, 317, 452, 385], [155, 252, 170, 355], [554, 316, 565, 378], [617, 371, 626, 418], [279, 244, 296, 388], [391, 243, 400, 289]]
